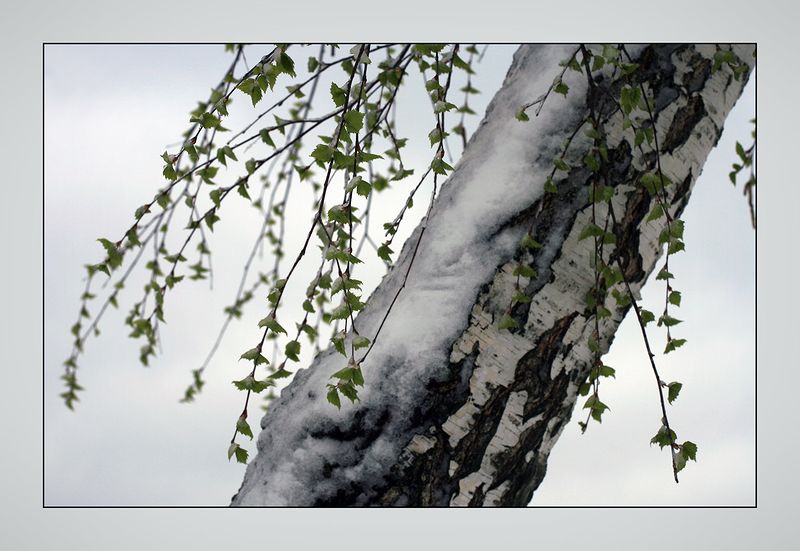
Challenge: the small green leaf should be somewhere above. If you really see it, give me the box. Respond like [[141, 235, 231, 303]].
[[285, 340, 301, 362], [338, 381, 359, 403], [650, 425, 676, 449], [658, 314, 682, 327], [656, 268, 674, 281], [353, 335, 370, 350], [639, 309, 655, 326], [431, 157, 454, 175], [330, 82, 347, 107], [583, 153, 599, 172], [344, 110, 364, 134], [327, 386, 341, 409], [240, 347, 261, 361], [236, 417, 254, 439], [682, 441, 698, 462], [234, 445, 248, 464], [199, 112, 220, 129], [520, 234, 543, 250], [578, 223, 605, 242], [667, 381, 682, 404], [664, 338, 687, 354], [259, 128, 275, 147], [497, 314, 519, 331], [258, 315, 287, 334], [553, 158, 570, 172], [646, 203, 664, 222], [268, 368, 293, 380], [512, 291, 531, 305]]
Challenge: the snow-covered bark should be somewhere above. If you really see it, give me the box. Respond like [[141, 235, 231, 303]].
[[231, 44, 753, 506]]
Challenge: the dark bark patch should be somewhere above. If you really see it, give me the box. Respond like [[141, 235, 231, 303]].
[[682, 51, 712, 94], [662, 95, 706, 154]]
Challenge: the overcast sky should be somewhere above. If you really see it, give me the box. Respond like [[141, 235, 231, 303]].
[[44, 44, 755, 506]]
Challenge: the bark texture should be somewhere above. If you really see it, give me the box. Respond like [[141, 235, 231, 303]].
[[232, 44, 753, 506]]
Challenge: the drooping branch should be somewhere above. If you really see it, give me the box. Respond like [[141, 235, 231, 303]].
[[231, 44, 753, 506]]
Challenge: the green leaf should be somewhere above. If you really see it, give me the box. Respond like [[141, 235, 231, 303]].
[[497, 314, 519, 331], [331, 332, 346, 356], [599, 365, 616, 378], [234, 445, 248, 464], [258, 315, 287, 334], [199, 112, 221, 129], [646, 203, 664, 222], [185, 143, 199, 163], [326, 386, 341, 409], [209, 188, 222, 209], [578, 223, 604, 242], [236, 417, 254, 439], [162, 162, 177, 181], [331, 366, 355, 382], [658, 314, 682, 328], [512, 291, 531, 305], [268, 368, 293, 380], [640, 172, 665, 195], [520, 234, 543, 250], [351, 365, 365, 387], [667, 381, 682, 404], [330, 82, 347, 107], [232, 375, 274, 393], [344, 110, 364, 134], [353, 335, 370, 350], [428, 128, 448, 146], [311, 144, 333, 164], [259, 128, 275, 147], [682, 441, 698, 462], [356, 179, 372, 197], [554, 81, 569, 96], [664, 338, 687, 354], [513, 263, 537, 279], [553, 158, 570, 172], [639, 309, 655, 326], [650, 425, 676, 449], [339, 381, 359, 403], [516, 108, 530, 122], [276, 51, 296, 77], [285, 340, 301, 362], [583, 153, 599, 172], [655, 268, 674, 281], [240, 347, 261, 361], [221, 145, 237, 162], [430, 157, 453, 175], [670, 219, 685, 239], [97, 238, 123, 269], [668, 290, 682, 306]]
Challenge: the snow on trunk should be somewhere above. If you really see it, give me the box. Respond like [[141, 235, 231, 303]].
[[231, 44, 753, 506]]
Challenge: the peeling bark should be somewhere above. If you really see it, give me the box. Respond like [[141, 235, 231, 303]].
[[231, 44, 754, 507]]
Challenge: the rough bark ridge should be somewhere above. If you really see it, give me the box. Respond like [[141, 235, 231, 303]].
[[232, 44, 753, 506]]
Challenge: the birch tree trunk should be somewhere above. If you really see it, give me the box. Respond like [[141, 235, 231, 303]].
[[231, 44, 753, 506]]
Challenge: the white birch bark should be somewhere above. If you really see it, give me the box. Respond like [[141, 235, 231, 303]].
[[231, 44, 754, 506]]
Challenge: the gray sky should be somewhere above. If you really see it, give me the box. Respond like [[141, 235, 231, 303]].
[[44, 44, 755, 506]]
